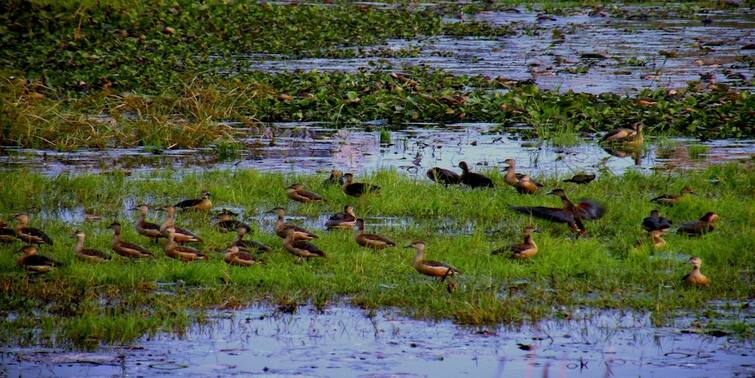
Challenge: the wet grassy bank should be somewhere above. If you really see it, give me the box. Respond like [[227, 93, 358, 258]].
[[0, 163, 753, 347]]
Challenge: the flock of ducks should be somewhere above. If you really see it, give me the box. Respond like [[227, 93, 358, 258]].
[[1, 125, 715, 287]]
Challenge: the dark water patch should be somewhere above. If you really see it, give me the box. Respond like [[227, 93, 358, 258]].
[[2, 305, 752, 377], [2, 123, 751, 179]]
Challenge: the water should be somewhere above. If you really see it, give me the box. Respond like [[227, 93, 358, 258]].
[[2, 123, 752, 178], [237, 5, 754, 94], [2, 304, 752, 377]]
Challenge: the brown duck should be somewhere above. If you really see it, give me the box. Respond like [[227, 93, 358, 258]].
[[287, 183, 325, 203], [224, 245, 262, 267], [510, 189, 605, 236], [503, 159, 542, 194], [164, 227, 209, 262], [562, 173, 596, 185], [599, 122, 643, 144], [159, 205, 202, 243], [458, 161, 494, 188], [73, 230, 111, 263], [269, 208, 318, 240], [131, 205, 163, 242], [405, 241, 460, 281], [213, 209, 249, 233], [651, 186, 694, 206], [325, 205, 357, 230], [342, 173, 380, 197], [231, 225, 271, 252], [678, 212, 718, 236], [355, 219, 396, 249], [682, 256, 710, 287], [492, 226, 539, 259], [283, 228, 325, 260], [642, 210, 672, 232], [108, 222, 153, 259], [0, 220, 16, 243], [323, 169, 344, 186], [427, 167, 461, 185], [175, 191, 212, 211], [17, 245, 62, 273], [13, 213, 53, 246]]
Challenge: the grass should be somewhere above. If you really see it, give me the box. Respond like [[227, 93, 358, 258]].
[[0, 163, 753, 348]]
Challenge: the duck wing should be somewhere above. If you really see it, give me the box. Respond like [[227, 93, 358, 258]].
[[427, 168, 461, 185], [216, 220, 247, 232], [423, 260, 460, 274], [291, 240, 325, 256], [510, 206, 575, 224], [360, 233, 396, 247], [642, 216, 672, 231], [235, 239, 272, 252], [120, 241, 153, 256], [599, 128, 631, 143], [300, 190, 325, 201], [175, 198, 202, 208], [81, 248, 111, 260], [20, 227, 53, 245], [23, 254, 64, 267], [574, 200, 605, 220]]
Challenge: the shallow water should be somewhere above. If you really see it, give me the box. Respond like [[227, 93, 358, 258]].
[[2, 304, 752, 377], [239, 5, 754, 94], [2, 123, 752, 178]]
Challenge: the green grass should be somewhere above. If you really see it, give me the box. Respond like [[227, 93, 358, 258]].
[[0, 163, 753, 347]]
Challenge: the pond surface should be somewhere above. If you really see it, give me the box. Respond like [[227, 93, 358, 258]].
[[2, 123, 752, 178], [2, 304, 752, 377], [240, 5, 754, 94]]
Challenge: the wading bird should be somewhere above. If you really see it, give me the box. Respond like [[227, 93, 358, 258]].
[[108, 222, 152, 258], [682, 256, 710, 287], [325, 205, 358, 230], [13, 213, 53, 246], [492, 226, 539, 259], [286, 183, 325, 204], [269, 208, 318, 240], [354, 219, 396, 250], [678, 212, 718, 236], [405, 241, 460, 281], [72, 230, 111, 263], [342, 173, 380, 197], [175, 191, 212, 211], [426, 167, 461, 185], [458, 161, 494, 188]]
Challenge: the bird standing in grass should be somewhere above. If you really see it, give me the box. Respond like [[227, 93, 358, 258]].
[[72, 230, 111, 263], [458, 161, 494, 188], [286, 183, 325, 203], [342, 173, 380, 197], [13, 213, 53, 246], [212, 209, 249, 233], [562, 173, 596, 185], [492, 226, 539, 259], [405, 241, 460, 281], [230, 225, 271, 252], [354, 219, 396, 249], [283, 228, 325, 261], [0, 220, 16, 243], [269, 207, 318, 240], [650, 186, 694, 206], [678, 212, 718, 236], [17, 245, 62, 274], [426, 167, 461, 185], [159, 206, 202, 243], [682, 256, 710, 287], [325, 205, 358, 230], [224, 245, 262, 267], [163, 227, 209, 262], [108, 222, 152, 259], [175, 191, 212, 211], [642, 210, 672, 233], [131, 205, 163, 243], [503, 159, 542, 194]]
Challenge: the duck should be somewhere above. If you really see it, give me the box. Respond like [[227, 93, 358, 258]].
[[650, 186, 694, 206], [174, 191, 212, 211], [510, 189, 605, 236], [562, 173, 596, 185], [269, 207, 318, 240], [682, 256, 710, 287], [323, 169, 344, 186], [599, 122, 643, 144], [231, 225, 271, 252], [287, 183, 325, 203], [458, 161, 494, 188], [503, 159, 542, 194], [13, 213, 53, 246], [159, 205, 202, 243], [426, 167, 461, 185], [0, 220, 16, 243], [405, 241, 460, 281], [108, 222, 153, 258], [678, 212, 718, 236], [17, 245, 63, 273], [354, 219, 396, 249], [642, 210, 672, 232], [283, 228, 325, 260], [213, 209, 249, 233], [648, 230, 666, 248], [325, 205, 358, 230], [342, 173, 380, 197], [131, 205, 163, 242], [72, 230, 111, 263], [163, 227, 209, 262], [492, 226, 539, 259], [224, 245, 262, 267]]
